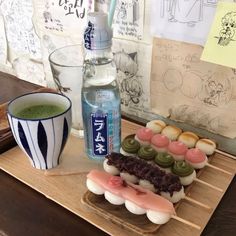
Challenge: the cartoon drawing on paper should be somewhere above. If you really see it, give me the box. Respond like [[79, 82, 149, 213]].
[[161, 68, 232, 107], [199, 73, 232, 106], [216, 12, 236, 46], [116, 0, 140, 22], [160, 0, 217, 26], [117, 1, 128, 20], [43, 11, 53, 23], [113, 50, 144, 106], [0, 0, 41, 59]]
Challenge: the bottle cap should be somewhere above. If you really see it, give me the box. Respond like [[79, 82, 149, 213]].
[[84, 12, 113, 50]]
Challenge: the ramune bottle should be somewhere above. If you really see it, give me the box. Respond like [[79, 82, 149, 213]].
[[82, 12, 121, 160]]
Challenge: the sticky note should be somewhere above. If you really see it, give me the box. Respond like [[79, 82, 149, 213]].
[[201, 1, 236, 69]]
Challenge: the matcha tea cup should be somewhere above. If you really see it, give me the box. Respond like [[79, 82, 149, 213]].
[[7, 92, 72, 170]]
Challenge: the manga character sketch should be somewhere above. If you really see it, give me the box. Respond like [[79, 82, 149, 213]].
[[217, 11, 236, 46], [162, 68, 232, 107], [113, 50, 144, 106], [160, 0, 217, 26], [116, 0, 140, 22]]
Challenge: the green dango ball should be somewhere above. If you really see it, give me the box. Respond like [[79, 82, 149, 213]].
[[154, 153, 174, 168], [172, 160, 194, 177], [121, 137, 140, 154], [138, 146, 157, 160]]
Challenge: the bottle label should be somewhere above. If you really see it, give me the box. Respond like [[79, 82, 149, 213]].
[[91, 112, 108, 156], [84, 21, 94, 50]]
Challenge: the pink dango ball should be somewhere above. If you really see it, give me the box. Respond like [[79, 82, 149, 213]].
[[151, 134, 170, 153], [168, 141, 188, 161], [135, 127, 154, 146], [185, 148, 208, 169]]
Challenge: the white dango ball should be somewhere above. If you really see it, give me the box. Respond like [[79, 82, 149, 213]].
[[161, 186, 185, 203], [125, 200, 146, 215], [146, 210, 171, 224], [195, 138, 216, 156], [139, 179, 156, 192], [179, 170, 196, 186], [120, 172, 139, 184], [104, 191, 125, 205], [86, 179, 105, 195], [103, 159, 120, 175]]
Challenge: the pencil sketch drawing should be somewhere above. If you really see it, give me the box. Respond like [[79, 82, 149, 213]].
[[116, 0, 140, 22], [113, 50, 144, 106], [169, 104, 225, 134], [217, 11, 236, 46], [160, 0, 216, 26], [163, 68, 183, 92], [162, 69, 232, 107], [199, 73, 232, 106]]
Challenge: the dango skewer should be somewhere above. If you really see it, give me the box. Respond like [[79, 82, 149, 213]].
[[147, 120, 235, 161], [87, 169, 201, 230], [121, 135, 223, 192], [104, 153, 211, 210]]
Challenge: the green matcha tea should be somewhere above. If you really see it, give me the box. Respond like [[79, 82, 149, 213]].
[[15, 104, 65, 119]]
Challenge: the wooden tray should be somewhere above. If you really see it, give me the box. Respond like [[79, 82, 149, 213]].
[[82, 191, 160, 235], [0, 120, 235, 236]]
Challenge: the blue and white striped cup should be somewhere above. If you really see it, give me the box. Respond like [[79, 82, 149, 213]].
[[7, 92, 72, 170]]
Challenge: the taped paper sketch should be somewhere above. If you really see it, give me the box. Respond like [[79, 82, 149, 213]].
[[150, 0, 218, 45], [114, 50, 143, 106], [151, 38, 236, 138], [161, 0, 204, 26], [33, 0, 94, 38], [201, 1, 236, 69], [0, 0, 42, 61], [112, 38, 152, 118], [112, 0, 144, 41]]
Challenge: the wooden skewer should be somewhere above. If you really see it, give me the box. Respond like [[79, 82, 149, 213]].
[[215, 149, 236, 160], [184, 196, 211, 210], [44, 169, 88, 176], [206, 163, 233, 175], [171, 215, 201, 230], [194, 178, 223, 192]]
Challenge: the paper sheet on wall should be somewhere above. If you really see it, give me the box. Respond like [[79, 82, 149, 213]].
[[151, 37, 236, 138], [32, 0, 94, 87], [0, 0, 42, 61], [96, 0, 152, 43], [150, 0, 219, 45], [201, 1, 236, 69], [112, 38, 152, 118], [112, 0, 144, 41], [33, 0, 94, 39]]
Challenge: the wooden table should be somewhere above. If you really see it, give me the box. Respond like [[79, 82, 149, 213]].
[[0, 72, 236, 235]]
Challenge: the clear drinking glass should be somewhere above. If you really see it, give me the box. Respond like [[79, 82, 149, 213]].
[[49, 44, 84, 138]]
